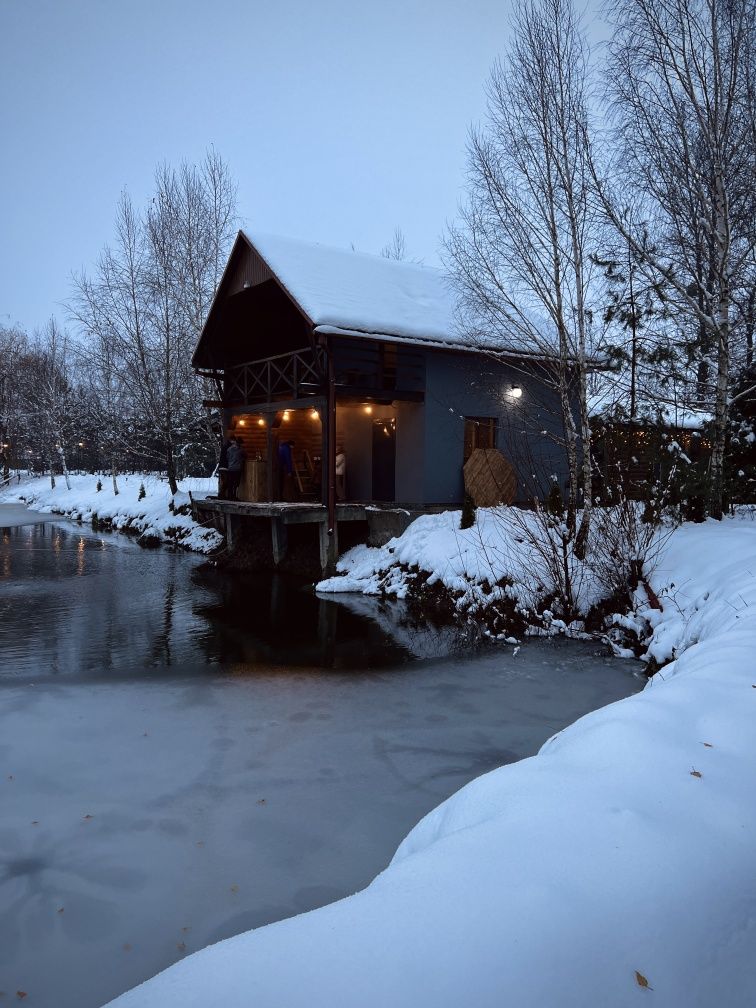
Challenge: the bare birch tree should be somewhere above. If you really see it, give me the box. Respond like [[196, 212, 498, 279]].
[[446, 0, 598, 562], [599, 0, 756, 518], [70, 151, 237, 493], [0, 324, 28, 481], [20, 320, 77, 489]]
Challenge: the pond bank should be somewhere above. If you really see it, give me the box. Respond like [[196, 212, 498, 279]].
[[0, 473, 223, 553]]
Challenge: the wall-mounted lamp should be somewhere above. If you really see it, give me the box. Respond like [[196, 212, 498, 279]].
[[257, 417, 265, 427], [282, 410, 290, 422], [238, 419, 246, 426], [310, 409, 320, 420], [364, 404, 373, 415], [510, 385, 523, 399]]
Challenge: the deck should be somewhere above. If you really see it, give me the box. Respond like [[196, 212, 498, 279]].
[[190, 496, 418, 574]]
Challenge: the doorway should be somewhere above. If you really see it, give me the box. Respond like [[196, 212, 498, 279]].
[[372, 417, 396, 502]]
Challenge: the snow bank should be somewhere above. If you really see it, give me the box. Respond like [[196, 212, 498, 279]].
[[105, 517, 756, 1006], [0, 473, 223, 553], [317, 506, 603, 620]]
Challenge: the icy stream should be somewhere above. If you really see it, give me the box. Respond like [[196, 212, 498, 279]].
[[0, 518, 642, 1008]]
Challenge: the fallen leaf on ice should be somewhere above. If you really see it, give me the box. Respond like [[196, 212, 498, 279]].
[[57, 907, 64, 914], [256, 798, 266, 805], [690, 769, 702, 778], [82, 814, 93, 821], [15, 994, 27, 1001], [176, 942, 186, 952], [230, 884, 239, 893], [181, 926, 191, 933], [634, 971, 653, 989], [701, 742, 713, 748]]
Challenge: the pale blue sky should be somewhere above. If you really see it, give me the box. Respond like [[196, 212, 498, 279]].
[[0, 0, 603, 333]]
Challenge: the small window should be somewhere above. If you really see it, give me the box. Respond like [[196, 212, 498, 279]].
[[464, 416, 497, 462]]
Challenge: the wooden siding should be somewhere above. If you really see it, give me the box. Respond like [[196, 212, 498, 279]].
[[225, 242, 274, 297]]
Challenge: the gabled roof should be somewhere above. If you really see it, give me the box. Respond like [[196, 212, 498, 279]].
[[244, 230, 461, 346], [195, 229, 558, 366], [242, 230, 536, 355]]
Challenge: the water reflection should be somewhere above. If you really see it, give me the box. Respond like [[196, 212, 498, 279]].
[[0, 521, 479, 682]]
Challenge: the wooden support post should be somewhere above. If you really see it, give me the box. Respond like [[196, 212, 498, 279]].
[[224, 513, 237, 552], [318, 518, 338, 576], [266, 418, 274, 502], [326, 339, 336, 534], [271, 518, 288, 567]]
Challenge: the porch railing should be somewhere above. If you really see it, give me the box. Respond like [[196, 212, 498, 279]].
[[203, 346, 327, 405]]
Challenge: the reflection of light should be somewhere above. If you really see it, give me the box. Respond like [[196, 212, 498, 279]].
[[510, 385, 523, 399]]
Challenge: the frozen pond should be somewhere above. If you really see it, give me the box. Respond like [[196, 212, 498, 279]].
[[0, 519, 642, 1008]]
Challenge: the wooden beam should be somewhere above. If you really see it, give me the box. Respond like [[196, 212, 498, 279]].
[[326, 340, 336, 534]]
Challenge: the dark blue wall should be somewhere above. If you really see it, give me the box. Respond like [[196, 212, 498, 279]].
[[420, 351, 569, 505]]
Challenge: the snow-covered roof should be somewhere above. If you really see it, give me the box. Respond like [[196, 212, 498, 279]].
[[244, 231, 535, 355]]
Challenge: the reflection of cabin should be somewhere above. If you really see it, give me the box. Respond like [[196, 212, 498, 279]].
[[192, 231, 569, 571]]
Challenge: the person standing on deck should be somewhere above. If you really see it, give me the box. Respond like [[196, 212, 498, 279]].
[[217, 435, 232, 499], [278, 439, 294, 500], [226, 437, 246, 501], [335, 445, 346, 501]]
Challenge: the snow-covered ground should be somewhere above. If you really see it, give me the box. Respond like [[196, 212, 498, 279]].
[[105, 515, 756, 1007], [0, 472, 222, 553], [318, 506, 604, 621]]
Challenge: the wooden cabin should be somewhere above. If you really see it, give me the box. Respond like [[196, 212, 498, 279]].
[[192, 231, 570, 571]]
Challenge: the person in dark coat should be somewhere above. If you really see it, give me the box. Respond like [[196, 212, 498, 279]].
[[217, 435, 232, 499], [226, 437, 246, 501], [277, 439, 294, 500]]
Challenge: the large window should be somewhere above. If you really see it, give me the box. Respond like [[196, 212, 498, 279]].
[[463, 416, 497, 462]]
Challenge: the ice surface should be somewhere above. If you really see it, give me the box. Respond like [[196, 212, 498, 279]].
[[0, 502, 51, 526], [105, 517, 756, 1008], [0, 522, 639, 1008]]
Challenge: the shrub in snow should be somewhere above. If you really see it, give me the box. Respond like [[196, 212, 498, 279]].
[[460, 493, 476, 530], [545, 479, 564, 516], [96, 479, 102, 493], [138, 482, 146, 501]]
